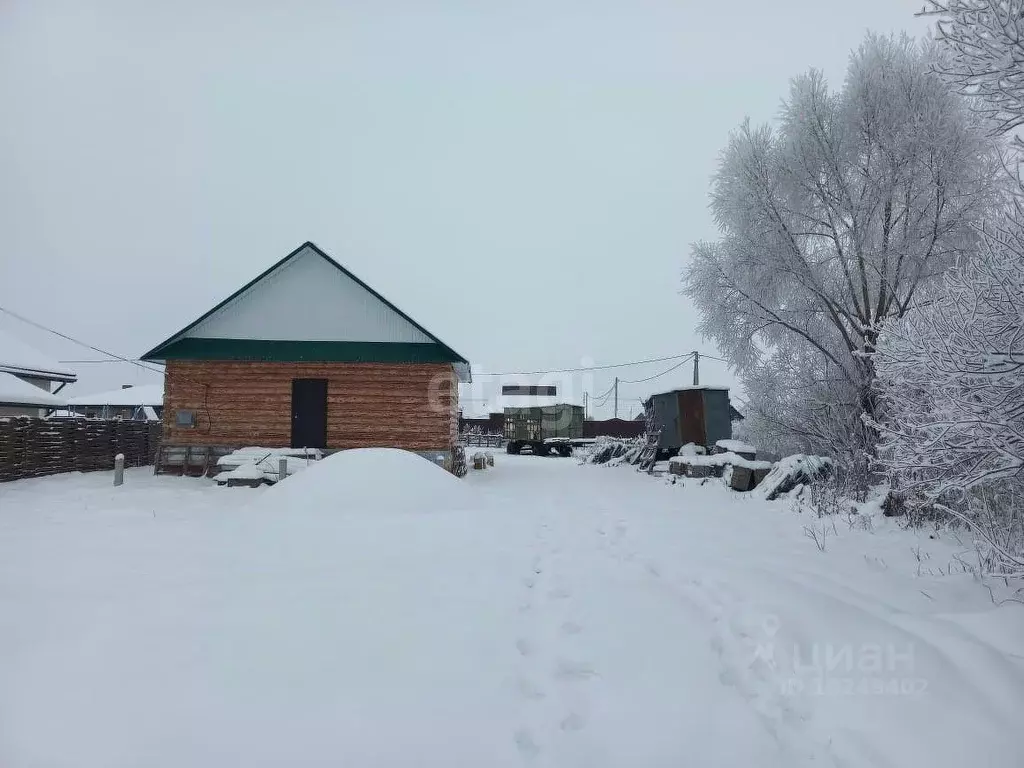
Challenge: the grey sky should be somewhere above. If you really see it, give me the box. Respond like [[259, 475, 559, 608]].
[[0, 0, 928, 418]]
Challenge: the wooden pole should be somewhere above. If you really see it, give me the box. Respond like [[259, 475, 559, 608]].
[[113, 453, 124, 487]]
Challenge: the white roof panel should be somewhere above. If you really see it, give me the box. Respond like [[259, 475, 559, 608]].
[[179, 245, 434, 344], [0, 372, 68, 407]]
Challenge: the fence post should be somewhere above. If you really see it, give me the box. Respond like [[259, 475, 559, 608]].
[[278, 457, 288, 482], [113, 453, 125, 486]]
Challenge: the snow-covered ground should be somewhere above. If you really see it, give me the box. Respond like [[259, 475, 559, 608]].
[[0, 452, 1022, 767]]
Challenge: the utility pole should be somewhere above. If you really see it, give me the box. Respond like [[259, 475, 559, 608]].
[[584, 391, 588, 420], [692, 351, 700, 386], [614, 376, 619, 419]]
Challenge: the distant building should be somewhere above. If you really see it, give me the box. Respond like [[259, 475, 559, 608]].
[[62, 383, 165, 421], [0, 330, 76, 417]]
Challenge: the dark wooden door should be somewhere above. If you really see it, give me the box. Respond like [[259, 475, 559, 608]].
[[677, 390, 707, 446], [291, 379, 328, 449]]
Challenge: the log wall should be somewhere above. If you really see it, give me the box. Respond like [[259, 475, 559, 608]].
[[162, 360, 459, 451]]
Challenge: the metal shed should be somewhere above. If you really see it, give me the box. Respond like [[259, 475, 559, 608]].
[[643, 386, 733, 454]]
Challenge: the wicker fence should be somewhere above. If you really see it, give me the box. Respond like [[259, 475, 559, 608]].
[[0, 418, 162, 483]]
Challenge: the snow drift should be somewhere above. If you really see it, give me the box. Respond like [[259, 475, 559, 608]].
[[260, 447, 464, 514]]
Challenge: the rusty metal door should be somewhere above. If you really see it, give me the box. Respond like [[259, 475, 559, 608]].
[[677, 390, 706, 446]]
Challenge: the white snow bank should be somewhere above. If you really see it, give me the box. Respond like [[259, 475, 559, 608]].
[[715, 438, 755, 454], [0, 372, 67, 408], [261, 448, 463, 513], [670, 451, 772, 470], [678, 442, 706, 456]]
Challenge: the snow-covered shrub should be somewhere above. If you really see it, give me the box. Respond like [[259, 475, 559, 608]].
[[873, 226, 1024, 576], [684, 33, 1003, 472]]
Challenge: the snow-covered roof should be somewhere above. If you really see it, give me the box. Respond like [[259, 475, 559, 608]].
[[0, 372, 68, 407], [66, 383, 164, 407], [0, 330, 77, 382]]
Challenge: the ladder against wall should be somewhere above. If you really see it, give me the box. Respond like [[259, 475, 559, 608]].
[[637, 430, 661, 473]]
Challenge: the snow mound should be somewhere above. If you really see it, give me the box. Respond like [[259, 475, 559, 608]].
[[260, 448, 463, 513]]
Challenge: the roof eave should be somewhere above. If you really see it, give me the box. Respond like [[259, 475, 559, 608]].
[[0, 365, 77, 383]]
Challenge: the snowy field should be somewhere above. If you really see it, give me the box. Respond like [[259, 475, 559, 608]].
[[0, 451, 1022, 767]]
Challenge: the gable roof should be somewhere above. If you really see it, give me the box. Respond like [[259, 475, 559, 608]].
[[141, 242, 471, 381], [0, 329, 77, 382]]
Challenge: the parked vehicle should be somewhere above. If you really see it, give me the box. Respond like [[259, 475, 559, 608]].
[[504, 403, 583, 457]]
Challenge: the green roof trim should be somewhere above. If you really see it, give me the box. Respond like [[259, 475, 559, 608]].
[[152, 338, 467, 365], [140, 241, 471, 379]]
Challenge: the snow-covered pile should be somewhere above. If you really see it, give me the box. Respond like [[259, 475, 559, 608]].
[[581, 437, 644, 466], [670, 451, 772, 471], [678, 442, 706, 456], [756, 454, 833, 500], [215, 447, 322, 484], [261, 448, 463, 513]]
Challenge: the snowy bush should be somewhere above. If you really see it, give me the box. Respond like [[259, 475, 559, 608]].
[[922, 1, 1024, 143], [873, 223, 1024, 576], [684, 33, 1004, 474]]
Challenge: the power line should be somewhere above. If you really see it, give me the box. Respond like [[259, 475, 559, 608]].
[[0, 305, 165, 377], [472, 352, 694, 377], [618, 354, 694, 384], [5, 302, 733, 384]]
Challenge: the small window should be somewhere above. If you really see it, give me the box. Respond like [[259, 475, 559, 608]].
[[175, 409, 196, 428]]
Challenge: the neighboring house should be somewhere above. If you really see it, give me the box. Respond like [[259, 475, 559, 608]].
[[140, 241, 470, 463], [62, 383, 165, 421], [0, 330, 76, 417]]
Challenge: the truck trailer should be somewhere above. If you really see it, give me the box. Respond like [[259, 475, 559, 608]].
[[504, 403, 584, 457]]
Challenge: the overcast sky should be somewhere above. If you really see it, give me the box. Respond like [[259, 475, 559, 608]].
[[0, 0, 929, 418]]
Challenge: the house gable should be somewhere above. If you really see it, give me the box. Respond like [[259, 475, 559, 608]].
[[141, 242, 470, 381]]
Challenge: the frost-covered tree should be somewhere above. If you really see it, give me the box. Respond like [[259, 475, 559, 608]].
[[922, 1, 1024, 140], [869, 3, 1024, 576], [685, 34, 1004, 466]]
